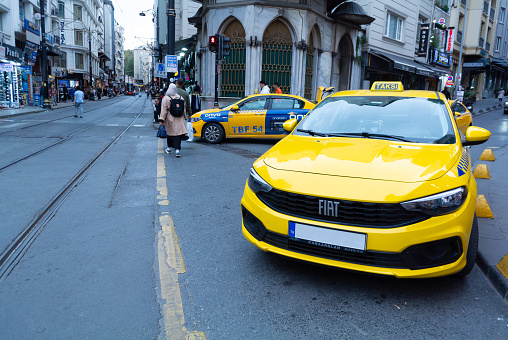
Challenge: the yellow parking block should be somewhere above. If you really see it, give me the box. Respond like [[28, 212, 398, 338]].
[[497, 254, 508, 280], [476, 195, 494, 218], [479, 149, 496, 161], [473, 164, 491, 179]]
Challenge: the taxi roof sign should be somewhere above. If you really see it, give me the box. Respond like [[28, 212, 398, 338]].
[[371, 82, 404, 92]]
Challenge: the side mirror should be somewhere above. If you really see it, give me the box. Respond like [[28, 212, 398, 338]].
[[231, 105, 239, 111], [463, 126, 491, 146], [283, 119, 298, 133], [454, 111, 461, 117]]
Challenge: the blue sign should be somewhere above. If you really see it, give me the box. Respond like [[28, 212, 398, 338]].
[[24, 19, 40, 35], [165, 55, 177, 73]]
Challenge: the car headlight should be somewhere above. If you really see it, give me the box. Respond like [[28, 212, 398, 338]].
[[248, 168, 273, 193], [400, 187, 467, 216], [189, 117, 202, 123]]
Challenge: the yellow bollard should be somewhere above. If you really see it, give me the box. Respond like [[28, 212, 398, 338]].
[[473, 164, 491, 179], [479, 149, 496, 161], [476, 195, 494, 218], [497, 254, 508, 280]]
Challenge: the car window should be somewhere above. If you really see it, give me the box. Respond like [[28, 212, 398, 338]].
[[451, 102, 467, 114], [238, 98, 267, 110], [271, 98, 296, 109], [295, 99, 306, 109], [296, 96, 456, 144]]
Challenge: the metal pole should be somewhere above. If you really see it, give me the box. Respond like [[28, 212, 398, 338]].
[[89, 30, 92, 98], [166, 0, 175, 83], [40, 0, 51, 109], [454, 0, 469, 100]]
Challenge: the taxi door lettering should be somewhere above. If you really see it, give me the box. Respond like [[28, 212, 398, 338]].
[[253, 126, 263, 132], [290, 114, 304, 121]]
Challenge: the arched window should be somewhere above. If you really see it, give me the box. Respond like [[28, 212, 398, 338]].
[[221, 20, 246, 98], [262, 20, 293, 93]]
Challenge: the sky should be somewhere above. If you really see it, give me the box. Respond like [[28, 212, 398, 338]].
[[112, 0, 156, 50]]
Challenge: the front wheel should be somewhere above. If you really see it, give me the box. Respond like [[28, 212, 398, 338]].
[[202, 123, 225, 144], [454, 215, 478, 277]]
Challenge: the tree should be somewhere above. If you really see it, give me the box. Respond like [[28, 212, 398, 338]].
[[125, 50, 134, 78]]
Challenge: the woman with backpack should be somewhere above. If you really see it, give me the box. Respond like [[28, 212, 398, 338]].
[[159, 83, 188, 157]]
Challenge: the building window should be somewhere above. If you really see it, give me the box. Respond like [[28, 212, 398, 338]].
[[74, 30, 83, 46], [385, 12, 403, 41], [19, 1, 24, 21], [58, 2, 65, 19], [55, 51, 67, 69], [73, 5, 82, 21], [495, 37, 502, 51], [75, 53, 84, 69], [500, 8, 505, 23]]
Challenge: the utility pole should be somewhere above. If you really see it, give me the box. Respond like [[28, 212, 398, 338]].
[[40, 0, 51, 109], [89, 30, 93, 97], [166, 0, 175, 83], [454, 0, 469, 100]]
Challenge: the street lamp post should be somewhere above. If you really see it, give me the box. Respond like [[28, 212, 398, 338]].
[[167, 0, 176, 82], [89, 30, 92, 97], [40, 0, 52, 109]]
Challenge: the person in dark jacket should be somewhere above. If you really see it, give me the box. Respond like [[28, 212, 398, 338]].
[[191, 85, 201, 115], [153, 97, 161, 123], [441, 87, 451, 100]]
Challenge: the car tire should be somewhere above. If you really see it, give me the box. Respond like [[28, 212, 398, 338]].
[[203, 123, 225, 144], [454, 215, 478, 277]]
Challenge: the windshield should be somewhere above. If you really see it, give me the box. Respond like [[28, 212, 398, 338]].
[[294, 96, 456, 144]]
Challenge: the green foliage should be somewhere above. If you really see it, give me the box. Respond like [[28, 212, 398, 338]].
[[124, 50, 134, 77], [354, 35, 367, 64], [430, 34, 440, 49]]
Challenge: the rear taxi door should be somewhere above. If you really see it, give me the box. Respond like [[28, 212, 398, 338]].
[[226, 97, 268, 136], [451, 101, 471, 134], [264, 97, 308, 135]]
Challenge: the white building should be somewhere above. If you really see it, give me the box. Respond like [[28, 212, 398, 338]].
[[134, 46, 152, 86], [114, 21, 124, 85]]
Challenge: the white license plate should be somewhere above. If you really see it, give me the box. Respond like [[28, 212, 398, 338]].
[[289, 222, 366, 252]]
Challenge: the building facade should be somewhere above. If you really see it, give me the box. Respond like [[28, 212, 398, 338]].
[[114, 21, 124, 85]]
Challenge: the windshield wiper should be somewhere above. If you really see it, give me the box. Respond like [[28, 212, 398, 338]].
[[328, 132, 414, 142], [296, 129, 329, 137]]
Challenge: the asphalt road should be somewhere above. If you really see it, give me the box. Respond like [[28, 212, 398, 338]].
[[0, 98, 507, 339]]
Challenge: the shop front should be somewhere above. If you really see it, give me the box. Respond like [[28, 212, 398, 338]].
[[0, 44, 26, 109], [461, 57, 491, 100]]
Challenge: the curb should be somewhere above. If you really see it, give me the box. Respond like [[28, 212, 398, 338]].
[[476, 252, 508, 302], [476, 103, 503, 115]]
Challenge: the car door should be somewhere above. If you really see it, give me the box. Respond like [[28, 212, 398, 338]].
[[264, 97, 309, 135], [451, 101, 471, 134], [226, 97, 268, 136]]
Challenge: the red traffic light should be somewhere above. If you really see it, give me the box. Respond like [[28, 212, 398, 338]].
[[209, 35, 218, 53]]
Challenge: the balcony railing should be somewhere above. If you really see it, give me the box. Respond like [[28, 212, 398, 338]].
[[483, 1, 489, 14], [457, 30, 463, 43], [479, 37, 484, 48], [485, 41, 491, 51], [490, 8, 495, 20]]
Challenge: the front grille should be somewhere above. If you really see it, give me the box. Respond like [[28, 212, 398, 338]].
[[257, 189, 428, 228], [263, 231, 406, 268]]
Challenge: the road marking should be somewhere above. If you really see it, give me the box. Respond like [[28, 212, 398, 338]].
[[133, 124, 145, 127], [0, 123, 29, 128], [106, 124, 120, 126], [156, 138, 206, 340]]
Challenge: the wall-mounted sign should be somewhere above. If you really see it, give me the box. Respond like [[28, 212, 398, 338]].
[[446, 27, 455, 53], [430, 48, 451, 68], [417, 23, 430, 57], [24, 19, 40, 35], [4, 44, 23, 62]]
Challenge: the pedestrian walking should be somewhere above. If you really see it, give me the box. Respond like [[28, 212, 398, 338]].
[[153, 97, 161, 123], [176, 78, 191, 118], [273, 82, 282, 94], [50, 86, 57, 107], [159, 84, 188, 158], [259, 80, 270, 94], [73, 86, 85, 118], [69, 87, 76, 102], [191, 85, 201, 114], [441, 87, 451, 100], [62, 84, 68, 102], [498, 89, 505, 102]]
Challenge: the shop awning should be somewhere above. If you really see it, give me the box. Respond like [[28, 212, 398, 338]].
[[370, 50, 436, 76], [46, 45, 61, 57], [492, 57, 508, 70], [98, 51, 111, 61], [462, 57, 491, 69], [417, 63, 450, 77]]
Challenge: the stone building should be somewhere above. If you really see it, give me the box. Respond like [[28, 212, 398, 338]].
[[188, 0, 374, 107]]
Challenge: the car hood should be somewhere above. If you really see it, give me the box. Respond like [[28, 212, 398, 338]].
[[263, 136, 461, 183]]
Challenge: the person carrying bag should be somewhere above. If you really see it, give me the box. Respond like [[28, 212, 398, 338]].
[[159, 84, 188, 158]]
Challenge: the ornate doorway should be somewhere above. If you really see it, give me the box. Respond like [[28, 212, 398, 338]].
[[221, 19, 246, 98]]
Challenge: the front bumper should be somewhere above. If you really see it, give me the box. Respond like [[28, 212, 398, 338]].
[[241, 182, 477, 278]]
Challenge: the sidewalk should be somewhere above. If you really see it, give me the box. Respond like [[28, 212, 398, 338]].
[[470, 97, 504, 115], [0, 96, 117, 119]]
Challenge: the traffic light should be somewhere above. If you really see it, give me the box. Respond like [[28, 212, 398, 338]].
[[221, 35, 230, 59], [209, 35, 218, 53]]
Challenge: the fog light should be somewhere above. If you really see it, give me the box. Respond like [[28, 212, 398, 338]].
[[242, 206, 267, 240], [401, 237, 462, 270]]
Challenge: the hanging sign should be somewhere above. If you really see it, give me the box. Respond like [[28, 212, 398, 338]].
[[417, 23, 430, 57], [446, 27, 455, 53], [154, 62, 166, 77]]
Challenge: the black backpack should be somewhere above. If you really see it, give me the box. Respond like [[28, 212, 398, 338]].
[[169, 96, 185, 117]]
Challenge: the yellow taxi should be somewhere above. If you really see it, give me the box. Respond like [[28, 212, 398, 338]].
[[241, 82, 491, 278], [189, 94, 315, 143], [448, 99, 473, 134]]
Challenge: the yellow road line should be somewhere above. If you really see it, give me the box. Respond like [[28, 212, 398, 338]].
[[156, 138, 206, 340]]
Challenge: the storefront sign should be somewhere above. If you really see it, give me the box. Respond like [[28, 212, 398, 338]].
[[0, 46, 5, 59], [45, 33, 55, 45], [4, 44, 23, 62], [431, 49, 451, 68], [446, 27, 455, 53], [24, 19, 40, 35], [463, 62, 484, 68], [26, 30, 41, 44], [24, 42, 39, 65], [0, 64, 14, 72], [417, 24, 430, 57]]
